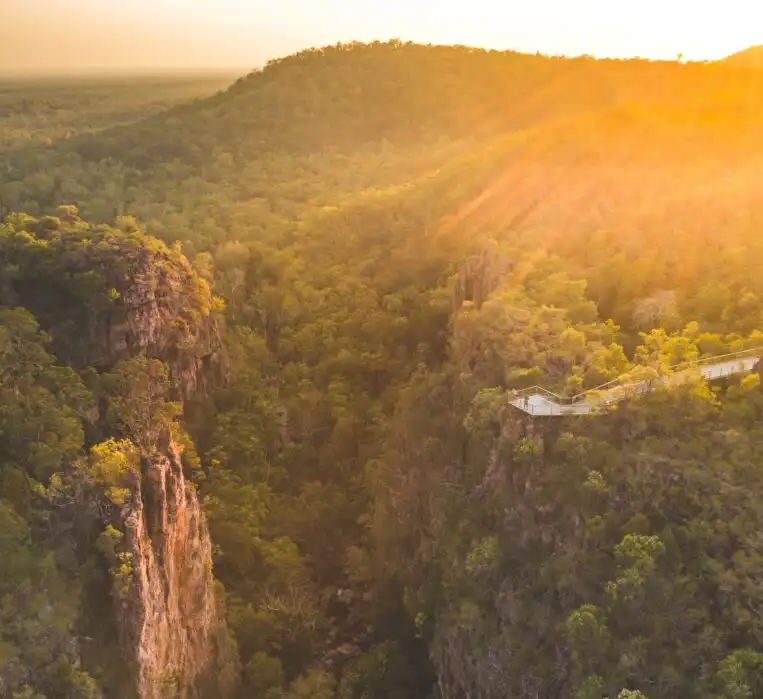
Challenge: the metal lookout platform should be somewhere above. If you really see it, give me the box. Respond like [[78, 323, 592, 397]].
[[509, 348, 762, 416]]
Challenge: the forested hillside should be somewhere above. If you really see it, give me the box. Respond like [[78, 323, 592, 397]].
[[4, 41, 763, 699]]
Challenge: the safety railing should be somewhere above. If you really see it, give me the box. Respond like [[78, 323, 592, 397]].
[[509, 345, 763, 411]]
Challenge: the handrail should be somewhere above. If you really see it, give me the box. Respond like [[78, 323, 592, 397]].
[[510, 345, 763, 405]]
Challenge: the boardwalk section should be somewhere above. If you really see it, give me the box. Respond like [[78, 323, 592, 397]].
[[509, 351, 761, 417]]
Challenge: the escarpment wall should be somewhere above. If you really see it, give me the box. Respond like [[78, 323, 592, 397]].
[[0, 221, 235, 698], [116, 439, 237, 699]]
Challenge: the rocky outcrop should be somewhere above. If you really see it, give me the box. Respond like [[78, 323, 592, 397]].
[[453, 242, 515, 311], [116, 438, 237, 699], [100, 241, 236, 698], [0, 217, 226, 401], [105, 246, 225, 401], [0, 216, 234, 698]]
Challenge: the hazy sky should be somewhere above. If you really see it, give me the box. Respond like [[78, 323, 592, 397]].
[[2, 0, 761, 75]]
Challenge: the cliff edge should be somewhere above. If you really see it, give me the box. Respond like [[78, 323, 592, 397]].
[[0, 208, 236, 699]]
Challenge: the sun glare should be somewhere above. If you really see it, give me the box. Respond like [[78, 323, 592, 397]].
[[3, 0, 762, 73], [127, 0, 763, 60]]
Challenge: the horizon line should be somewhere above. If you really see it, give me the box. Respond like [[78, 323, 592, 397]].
[[1, 38, 756, 80]]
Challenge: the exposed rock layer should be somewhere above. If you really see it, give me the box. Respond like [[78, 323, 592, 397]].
[[107, 245, 225, 401], [0, 222, 226, 401], [118, 440, 237, 699], [0, 221, 234, 698]]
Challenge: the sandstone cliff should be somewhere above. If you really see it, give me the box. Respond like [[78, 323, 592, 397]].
[[0, 213, 225, 400], [117, 437, 237, 699], [0, 212, 236, 699]]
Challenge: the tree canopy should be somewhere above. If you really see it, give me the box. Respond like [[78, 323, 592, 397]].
[[3, 40, 763, 699]]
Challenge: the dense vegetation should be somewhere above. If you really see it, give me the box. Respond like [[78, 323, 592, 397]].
[[4, 40, 763, 699]]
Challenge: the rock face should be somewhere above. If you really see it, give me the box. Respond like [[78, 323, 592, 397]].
[[0, 219, 234, 698], [0, 220, 226, 401], [106, 246, 226, 402], [117, 439, 237, 699], [453, 243, 515, 311], [100, 244, 236, 697]]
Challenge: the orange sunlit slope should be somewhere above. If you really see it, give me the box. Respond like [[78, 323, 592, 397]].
[[49, 44, 763, 323]]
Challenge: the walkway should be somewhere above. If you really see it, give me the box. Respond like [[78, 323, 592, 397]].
[[509, 349, 761, 416]]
